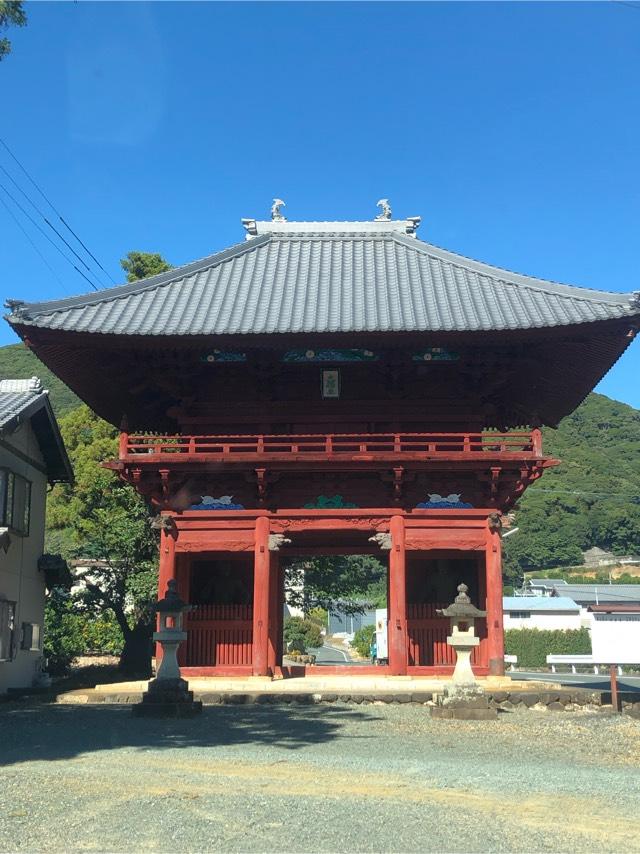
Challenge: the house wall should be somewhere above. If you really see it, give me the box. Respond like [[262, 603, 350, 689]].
[[0, 420, 47, 693], [503, 611, 582, 631], [590, 614, 640, 663]]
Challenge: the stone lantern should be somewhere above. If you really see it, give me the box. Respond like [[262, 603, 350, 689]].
[[437, 583, 486, 687], [431, 583, 496, 720], [133, 580, 202, 717]]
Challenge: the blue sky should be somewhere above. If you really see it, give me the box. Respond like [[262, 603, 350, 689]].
[[2, 1, 639, 406]]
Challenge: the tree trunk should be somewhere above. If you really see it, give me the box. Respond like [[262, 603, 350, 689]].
[[118, 620, 153, 677]]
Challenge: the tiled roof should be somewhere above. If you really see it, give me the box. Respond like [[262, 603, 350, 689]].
[[503, 596, 580, 611], [552, 584, 640, 604], [0, 378, 72, 482], [7, 223, 639, 337], [0, 377, 45, 429]]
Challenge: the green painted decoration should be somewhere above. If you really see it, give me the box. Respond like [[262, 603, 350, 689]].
[[304, 494, 359, 509]]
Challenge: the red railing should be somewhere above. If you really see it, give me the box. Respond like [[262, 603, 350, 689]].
[[121, 429, 542, 459]]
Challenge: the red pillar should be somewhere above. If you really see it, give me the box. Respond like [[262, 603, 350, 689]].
[[485, 520, 505, 675], [267, 553, 280, 673], [388, 515, 408, 675], [156, 520, 176, 664], [252, 516, 271, 676]]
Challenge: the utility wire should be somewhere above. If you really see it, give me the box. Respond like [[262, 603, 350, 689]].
[[0, 182, 100, 292], [0, 136, 116, 285], [0, 162, 105, 285], [0, 194, 69, 293]]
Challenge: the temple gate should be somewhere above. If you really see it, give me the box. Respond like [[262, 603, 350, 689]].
[[7, 206, 639, 677]]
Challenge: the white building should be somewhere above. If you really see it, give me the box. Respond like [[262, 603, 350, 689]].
[[0, 378, 72, 693], [503, 596, 583, 631]]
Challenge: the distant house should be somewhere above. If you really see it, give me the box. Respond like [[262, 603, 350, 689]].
[[0, 379, 72, 693], [551, 584, 640, 607], [327, 603, 376, 637], [582, 547, 640, 568], [523, 578, 569, 597], [503, 597, 582, 631]]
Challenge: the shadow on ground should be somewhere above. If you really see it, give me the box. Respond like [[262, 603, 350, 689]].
[[0, 702, 379, 767]]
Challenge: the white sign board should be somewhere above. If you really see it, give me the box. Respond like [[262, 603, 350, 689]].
[[375, 608, 388, 661]]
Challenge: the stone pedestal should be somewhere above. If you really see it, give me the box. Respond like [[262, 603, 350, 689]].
[[133, 677, 203, 718], [431, 685, 497, 720], [132, 579, 202, 718]]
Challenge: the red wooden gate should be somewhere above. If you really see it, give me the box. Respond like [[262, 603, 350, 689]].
[[407, 603, 487, 667], [185, 604, 253, 666]]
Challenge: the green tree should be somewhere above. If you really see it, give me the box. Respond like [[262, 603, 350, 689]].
[[284, 554, 386, 615], [283, 617, 323, 654], [47, 405, 158, 676], [44, 589, 84, 675], [0, 1, 26, 61], [120, 251, 172, 282]]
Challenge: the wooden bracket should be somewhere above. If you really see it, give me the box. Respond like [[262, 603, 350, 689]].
[[393, 466, 404, 505], [255, 467, 267, 506], [159, 468, 170, 500]]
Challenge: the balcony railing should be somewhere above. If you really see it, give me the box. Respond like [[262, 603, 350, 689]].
[[120, 429, 543, 460]]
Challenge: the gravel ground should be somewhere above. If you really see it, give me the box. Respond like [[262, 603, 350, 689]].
[[1, 701, 639, 853]]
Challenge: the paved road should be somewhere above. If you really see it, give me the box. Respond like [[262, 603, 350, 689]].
[[509, 671, 640, 691], [1, 702, 639, 852], [309, 644, 371, 666]]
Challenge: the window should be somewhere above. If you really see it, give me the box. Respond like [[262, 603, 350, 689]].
[[0, 600, 16, 661], [0, 469, 31, 535], [510, 611, 531, 619], [21, 622, 41, 651]]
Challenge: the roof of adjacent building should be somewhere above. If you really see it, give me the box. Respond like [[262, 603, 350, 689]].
[[525, 578, 569, 589], [551, 584, 640, 604], [0, 378, 72, 483], [503, 596, 580, 611], [589, 604, 640, 614], [6, 218, 640, 337]]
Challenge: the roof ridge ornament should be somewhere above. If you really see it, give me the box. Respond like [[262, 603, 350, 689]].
[[375, 198, 392, 221], [271, 198, 286, 222], [0, 376, 42, 394]]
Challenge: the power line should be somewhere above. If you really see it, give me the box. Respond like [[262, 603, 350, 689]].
[[0, 136, 116, 285], [0, 182, 100, 292], [0, 195, 69, 293], [0, 162, 105, 285]]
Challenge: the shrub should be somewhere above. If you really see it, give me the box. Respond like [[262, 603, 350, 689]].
[[352, 624, 376, 658], [283, 617, 323, 654], [43, 589, 84, 675], [504, 627, 591, 668], [79, 613, 125, 655]]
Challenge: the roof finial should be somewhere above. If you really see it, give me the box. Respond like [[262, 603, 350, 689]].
[[271, 198, 286, 222], [375, 199, 392, 221]]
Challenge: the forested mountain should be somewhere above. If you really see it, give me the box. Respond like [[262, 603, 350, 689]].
[[0, 342, 80, 415], [0, 343, 638, 578], [503, 393, 640, 580]]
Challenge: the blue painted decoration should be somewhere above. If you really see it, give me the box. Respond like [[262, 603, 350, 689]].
[[283, 349, 378, 363], [189, 495, 245, 510], [411, 348, 459, 362], [416, 493, 473, 509], [201, 350, 247, 363]]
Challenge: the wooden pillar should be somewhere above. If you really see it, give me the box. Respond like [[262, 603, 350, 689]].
[[388, 515, 408, 675], [267, 553, 280, 673], [156, 521, 176, 663], [252, 516, 271, 676], [485, 520, 505, 675]]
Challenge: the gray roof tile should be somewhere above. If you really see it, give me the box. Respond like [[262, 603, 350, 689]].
[[7, 226, 639, 337]]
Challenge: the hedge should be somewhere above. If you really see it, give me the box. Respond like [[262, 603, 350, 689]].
[[504, 627, 591, 668], [352, 624, 376, 658]]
